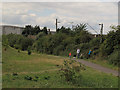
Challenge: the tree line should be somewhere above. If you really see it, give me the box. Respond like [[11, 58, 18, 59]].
[[2, 24, 120, 66]]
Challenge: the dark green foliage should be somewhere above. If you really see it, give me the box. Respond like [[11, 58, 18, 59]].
[[100, 26, 120, 56], [53, 45, 64, 56], [34, 24, 93, 57], [44, 76, 50, 80], [21, 38, 33, 51], [2, 35, 8, 46], [108, 51, 120, 66], [98, 25, 120, 64], [2, 34, 34, 51], [2, 24, 120, 66], [12, 72, 18, 76], [24, 75, 32, 80], [27, 48, 31, 55], [22, 25, 33, 36], [73, 23, 87, 33], [57, 26, 71, 35], [24, 75, 50, 82], [22, 25, 48, 36], [36, 32, 46, 40], [42, 27, 48, 35]]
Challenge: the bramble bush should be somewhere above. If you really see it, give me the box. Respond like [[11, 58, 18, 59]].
[[59, 59, 85, 84]]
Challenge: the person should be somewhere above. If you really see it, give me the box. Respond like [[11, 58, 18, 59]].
[[69, 52, 71, 59], [88, 50, 92, 58], [76, 49, 80, 59]]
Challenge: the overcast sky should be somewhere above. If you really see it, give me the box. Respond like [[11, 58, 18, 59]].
[[1, 0, 119, 34]]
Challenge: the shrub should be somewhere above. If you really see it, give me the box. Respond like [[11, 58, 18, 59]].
[[27, 47, 32, 55], [36, 32, 46, 40], [59, 59, 85, 84], [53, 45, 64, 56], [24, 75, 32, 80], [108, 51, 120, 66]]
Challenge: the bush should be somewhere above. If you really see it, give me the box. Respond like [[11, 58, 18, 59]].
[[2, 34, 34, 51], [27, 46, 32, 55], [89, 37, 100, 47], [36, 32, 46, 40], [53, 45, 64, 56], [59, 59, 85, 84], [108, 51, 120, 66]]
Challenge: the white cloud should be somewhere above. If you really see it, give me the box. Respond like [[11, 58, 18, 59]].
[[1, 0, 119, 2], [1, 2, 118, 34], [0, 2, 2, 25], [29, 14, 36, 17]]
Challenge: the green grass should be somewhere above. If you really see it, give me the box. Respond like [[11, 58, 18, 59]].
[[2, 46, 118, 88]]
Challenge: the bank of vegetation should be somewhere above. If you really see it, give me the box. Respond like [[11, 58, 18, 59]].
[[2, 24, 120, 66]]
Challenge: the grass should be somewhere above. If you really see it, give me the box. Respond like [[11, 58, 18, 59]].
[[2, 46, 118, 88], [2, 46, 64, 73]]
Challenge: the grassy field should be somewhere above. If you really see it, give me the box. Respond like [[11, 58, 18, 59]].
[[2, 46, 118, 88]]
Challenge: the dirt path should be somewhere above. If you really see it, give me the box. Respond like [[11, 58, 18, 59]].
[[74, 59, 119, 76]]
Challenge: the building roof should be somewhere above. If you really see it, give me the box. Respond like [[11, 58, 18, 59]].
[[0, 25, 24, 29]]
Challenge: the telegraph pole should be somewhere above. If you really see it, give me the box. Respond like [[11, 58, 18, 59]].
[[56, 19, 57, 32], [55, 18, 60, 32], [99, 23, 103, 43]]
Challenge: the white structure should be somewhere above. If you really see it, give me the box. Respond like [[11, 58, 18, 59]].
[[1, 25, 24, 35], [47, 29, 56, 35]]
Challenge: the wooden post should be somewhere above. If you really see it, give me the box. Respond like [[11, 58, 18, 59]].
[[56, 19, 57, 32]]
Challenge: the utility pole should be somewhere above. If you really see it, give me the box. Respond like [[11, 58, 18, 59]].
[[55, 18, 60, 32], [99, 23, 103, 43], [56, 19, 57, 32]]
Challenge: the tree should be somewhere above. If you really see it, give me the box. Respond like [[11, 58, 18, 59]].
[[42, 27, 48, 35], [22, 25, 42, 36], [100, 25, 120, 56], [73, 23, 87, 34], [22, 25, 33, 36], [57, 26, 71, 35], [34, 25, 41, 35]]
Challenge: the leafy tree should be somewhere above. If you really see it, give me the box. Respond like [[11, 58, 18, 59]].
[[73, 23, 87, 34], [36, 32, 46, 40], [22, 25, 33, 36], [42, 27, 48, 35], [57, 26, 71, 35], [22, 25, 42, 36], [34, 25, 41, 35]]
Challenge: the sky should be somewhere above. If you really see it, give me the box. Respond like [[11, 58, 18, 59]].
[[1, 0, 119, 34]]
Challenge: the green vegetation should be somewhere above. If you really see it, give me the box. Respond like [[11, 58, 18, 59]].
[[59, 59, 85, 84], [2, 24, 119, 88], [22, 24, 119, 66], [2, 46, 118, 88], [22, 25, 48, 36], [2, 24, 120, 67], [2, 34, 34, 51]]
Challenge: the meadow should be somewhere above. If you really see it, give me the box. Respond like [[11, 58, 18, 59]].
[[2, 46, 118, 88]]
